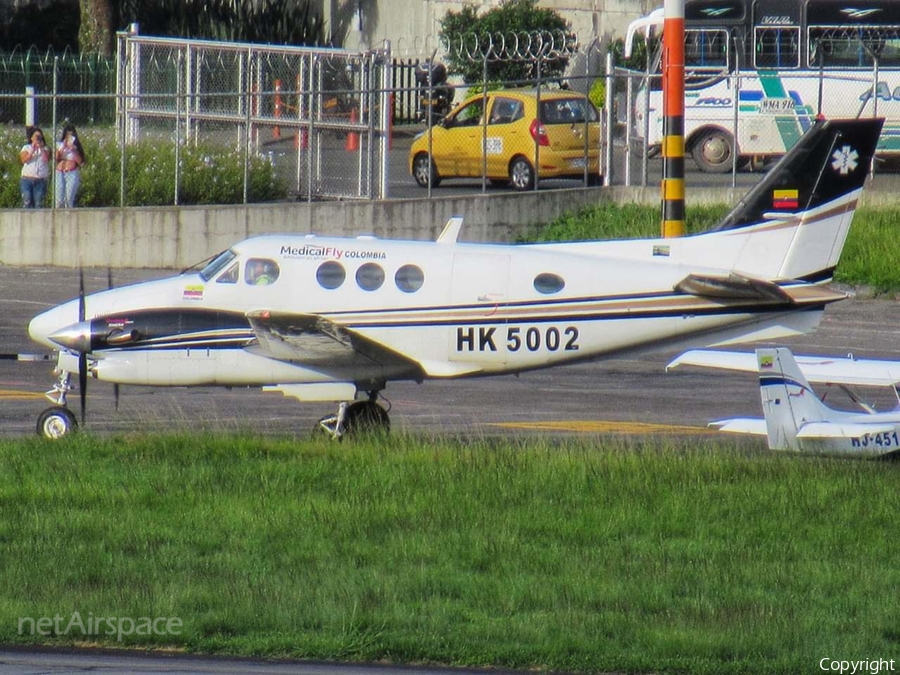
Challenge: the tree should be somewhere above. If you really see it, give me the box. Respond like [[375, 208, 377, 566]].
[[77, 0, 329, 55], [79, 0, 115, 55], [439, 0, 571, 85]]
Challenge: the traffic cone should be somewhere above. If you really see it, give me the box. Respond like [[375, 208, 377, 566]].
[[345, 108, 359, 152]]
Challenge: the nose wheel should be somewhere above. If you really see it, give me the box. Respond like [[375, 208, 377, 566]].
[[37, 406, 78, 439]]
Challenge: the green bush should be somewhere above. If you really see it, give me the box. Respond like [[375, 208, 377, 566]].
[[0, 128, 287, 208]]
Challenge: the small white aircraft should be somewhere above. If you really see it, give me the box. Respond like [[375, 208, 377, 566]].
[[27, 117, 882, 439], [668, 347, 900, 458]]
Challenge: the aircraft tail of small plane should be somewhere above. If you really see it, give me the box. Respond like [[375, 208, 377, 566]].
[[755, 347, 835, 451], [706, 117, 883, 284], [748, 348, 900, 455]]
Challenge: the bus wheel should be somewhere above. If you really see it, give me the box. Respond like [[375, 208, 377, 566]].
[[692, 129, 735, 173]]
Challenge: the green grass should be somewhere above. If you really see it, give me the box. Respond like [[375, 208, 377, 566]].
[[524, 203, 900, 294], [3, 432, 900, 673]]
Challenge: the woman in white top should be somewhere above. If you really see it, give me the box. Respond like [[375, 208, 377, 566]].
[[55, 123, 86, 208], [19, 126, 51, 208]]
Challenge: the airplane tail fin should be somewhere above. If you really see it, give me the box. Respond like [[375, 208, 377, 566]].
[[710, 118, 883, 283], [757, 347, 835, 450]]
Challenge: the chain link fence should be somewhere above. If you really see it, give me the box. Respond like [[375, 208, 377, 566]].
[[0, 33, 895, 206], [614, 63, 897, 187]]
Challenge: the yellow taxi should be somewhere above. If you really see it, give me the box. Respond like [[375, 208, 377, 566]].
[[409, 88, 602, 191]]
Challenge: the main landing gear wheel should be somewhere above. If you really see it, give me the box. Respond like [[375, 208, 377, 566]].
[[315, 400, 391, 439], [37, 406, 78, 439]]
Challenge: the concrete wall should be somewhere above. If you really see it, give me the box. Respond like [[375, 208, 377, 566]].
[[3, 183, 894, 269], [330, 0, 658, 54]]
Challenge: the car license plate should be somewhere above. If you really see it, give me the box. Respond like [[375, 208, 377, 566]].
[[570, 157, 587, 169]]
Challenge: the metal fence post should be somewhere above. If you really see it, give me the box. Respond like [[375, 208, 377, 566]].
[[174, 49, 182, 206], [380, 42, 391, 199], [51, 56, 58, 210], [604, 52, 614, 187]]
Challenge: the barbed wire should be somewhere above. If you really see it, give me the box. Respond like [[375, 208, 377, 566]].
[[393, 30, 593, 61]]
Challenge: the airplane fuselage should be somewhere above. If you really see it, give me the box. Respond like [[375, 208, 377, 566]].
[[29, 233, 837, 397]]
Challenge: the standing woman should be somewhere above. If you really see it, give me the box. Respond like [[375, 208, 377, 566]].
[[19, 126, 51, 208], [55, 123, 86, 208]]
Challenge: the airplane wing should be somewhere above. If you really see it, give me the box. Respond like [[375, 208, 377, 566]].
[[245, 310, 483, 377], [709, 418, 767, 435], [668, 350, 900, 387], [245, 310, 415, 368]]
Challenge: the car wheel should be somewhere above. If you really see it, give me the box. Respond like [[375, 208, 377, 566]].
[[509, 157, 535, 191], [412, 153, 441, 188], [691, 128, 735, 174]]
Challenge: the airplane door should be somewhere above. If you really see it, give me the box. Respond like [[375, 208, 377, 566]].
[[449, 253, 509, 365]]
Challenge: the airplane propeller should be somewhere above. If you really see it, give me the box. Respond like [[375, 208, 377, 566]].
[[78, 269, 87, 426], [108, 267, 120, 412]]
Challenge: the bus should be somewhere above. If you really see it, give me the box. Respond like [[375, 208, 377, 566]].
[[625, 0, 900, 172]]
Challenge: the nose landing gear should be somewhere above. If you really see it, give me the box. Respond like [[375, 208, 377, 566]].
[[37, 369, 79, 439]]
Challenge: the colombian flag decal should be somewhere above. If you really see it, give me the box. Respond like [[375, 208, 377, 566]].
[[183, 285, 204, 300], [773, 188, 799, 209]]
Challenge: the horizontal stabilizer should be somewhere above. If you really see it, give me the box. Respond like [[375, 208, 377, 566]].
[[674, 273, 793, 302], [709, 418, 767, 435], [669, 349, 900, 387], [797, 422, 897, 440]]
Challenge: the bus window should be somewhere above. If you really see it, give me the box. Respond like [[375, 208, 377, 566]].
[[754, 26, 800, 68], [685, 28, 729, 69], [809, 27, 900, 69]]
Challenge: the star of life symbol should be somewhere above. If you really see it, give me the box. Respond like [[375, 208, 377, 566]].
[[831, 145, 858, 175]]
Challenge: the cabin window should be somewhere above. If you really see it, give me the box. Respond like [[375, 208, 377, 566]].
[[245, 258, 280, 286], [533, 272, 565, 295], [216, 262, 239, 284], [356, 263, 385, 291], [316, 261, 346, 290], [395, 264, 425, 293]]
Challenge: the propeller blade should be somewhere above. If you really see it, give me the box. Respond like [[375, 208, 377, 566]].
[[78, 268, 87, 426], [79, 352, 87, 426], [109, 270, 120, 413], [78, 268, 86, 323]]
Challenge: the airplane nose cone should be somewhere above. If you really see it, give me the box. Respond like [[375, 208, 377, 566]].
[[47, 321, 93, 352], [28, 300, 80, 350]]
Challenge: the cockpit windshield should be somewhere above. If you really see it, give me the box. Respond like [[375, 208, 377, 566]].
[[198, 249, 237, 281]]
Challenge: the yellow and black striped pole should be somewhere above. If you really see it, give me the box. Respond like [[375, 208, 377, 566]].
[[661, 0, 685, 237]]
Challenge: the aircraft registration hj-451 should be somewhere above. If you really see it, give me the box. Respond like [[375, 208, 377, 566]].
[[668, 347, 900, 458], [28, 117, 882, 439]]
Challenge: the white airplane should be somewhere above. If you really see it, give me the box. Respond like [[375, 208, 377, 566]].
[[669, 347, 900, 458], [27, 117, 882, 439]]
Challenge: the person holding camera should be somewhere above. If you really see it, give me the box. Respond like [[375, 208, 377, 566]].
[[55, 123, 86, 208], [19, 126, 51, 208]]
